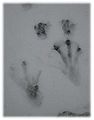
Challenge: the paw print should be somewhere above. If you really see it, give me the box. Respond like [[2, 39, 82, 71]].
[[53, 39, 82, 86], [34, 22, 50, 39], [61, 19, 75, 37], [9, 60, 43, 106]]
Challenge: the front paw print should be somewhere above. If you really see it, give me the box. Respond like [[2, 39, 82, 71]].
[[61, 19, 75, 37]]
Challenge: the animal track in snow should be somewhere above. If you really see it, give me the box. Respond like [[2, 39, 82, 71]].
[[9, 60, 43, 106], [53, 39, 82, 86]]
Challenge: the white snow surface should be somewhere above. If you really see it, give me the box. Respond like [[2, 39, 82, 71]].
[[4, 4, 90, 116]]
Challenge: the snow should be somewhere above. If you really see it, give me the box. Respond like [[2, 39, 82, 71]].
[[4, 4, 90, 116]]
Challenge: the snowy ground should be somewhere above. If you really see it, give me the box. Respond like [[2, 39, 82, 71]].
[[4, 4, 90, 116]]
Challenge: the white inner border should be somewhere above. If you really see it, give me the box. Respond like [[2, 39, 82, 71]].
[[0, 0, 93, 120]]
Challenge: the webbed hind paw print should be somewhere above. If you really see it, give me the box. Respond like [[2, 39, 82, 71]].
[[9, 60, 43, 106], [53, 39, 82, 86]]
